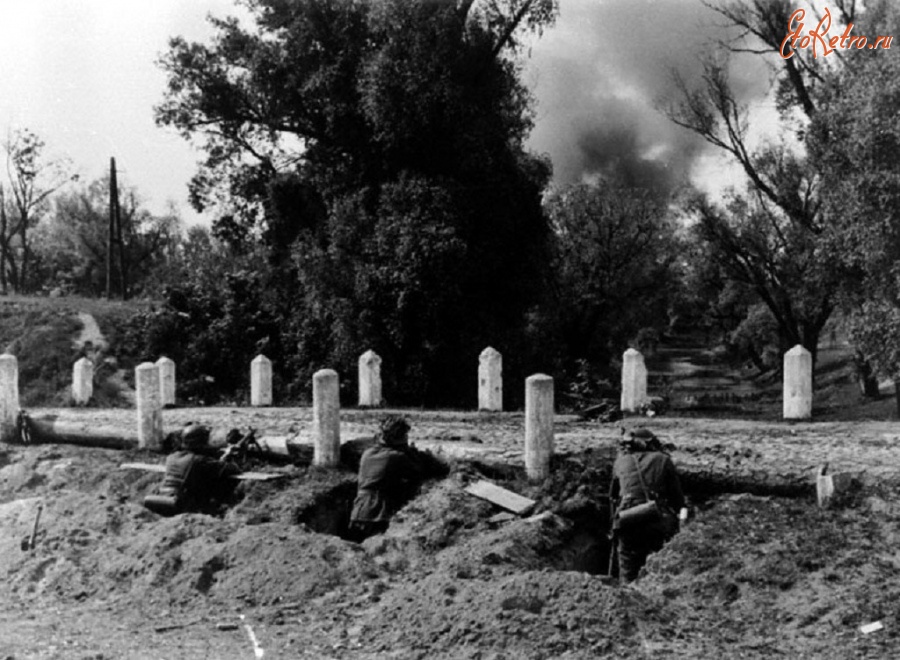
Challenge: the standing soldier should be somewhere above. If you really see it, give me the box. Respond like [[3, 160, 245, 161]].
[[610, 428, 686, 582]]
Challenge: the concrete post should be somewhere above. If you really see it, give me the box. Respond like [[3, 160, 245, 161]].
[[72, 357, 93, 406], [313, 369, 340, 467], [783, 344, 812, 420], [478, 347, 503, 412], [136, 362, 163, 450], [156, 356, 176, 407], [251, 354, 273, 407], [358, 350, 382, 407], [620, 348, 648, 413], [525, 374, 554, 480], [0, 354, 19, 442]]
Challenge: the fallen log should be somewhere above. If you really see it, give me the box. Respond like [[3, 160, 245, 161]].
[[22, 413, 137, 450]]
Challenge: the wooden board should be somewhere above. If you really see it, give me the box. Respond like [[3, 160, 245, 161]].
[[464, 480, 535, 515], [119, 462, 285, 482]]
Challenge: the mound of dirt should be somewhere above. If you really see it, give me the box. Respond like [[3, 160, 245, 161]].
[[3, 414, 900, 658]]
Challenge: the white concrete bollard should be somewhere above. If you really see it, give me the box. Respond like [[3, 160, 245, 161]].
[[313, 369, 341, 467], [0, 354, 19, 442], [136, 362, 163, 450], [72, 357, 94, 406], [620, 348, 648, 413], [525, 374, 554, 480], [783, 344, 812, 420], [358, 350, 382, 407], [251, 354, 273, 406], [478, 347, 503, 412], [156, 356, 176, 407], [815, 464, 852, 508]]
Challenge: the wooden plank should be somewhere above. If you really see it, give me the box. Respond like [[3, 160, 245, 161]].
[[464, 479, 535, 515], [119, 463, 284, 481], [121, 462, 165, 473]]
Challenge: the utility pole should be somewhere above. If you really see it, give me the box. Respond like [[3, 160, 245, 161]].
[[107, 157, 126, 299], [106, 158, 114, 299]]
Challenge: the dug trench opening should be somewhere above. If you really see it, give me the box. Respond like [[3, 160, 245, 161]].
[[293, 480, 359, 540]]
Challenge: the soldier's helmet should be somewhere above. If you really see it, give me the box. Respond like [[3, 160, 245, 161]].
[[379, 415, 410, 447], [181, 423, 211, 450], [620, 427, 662, 452]]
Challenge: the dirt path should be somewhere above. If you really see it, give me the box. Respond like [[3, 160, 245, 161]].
[[74, 311, 107, 352]]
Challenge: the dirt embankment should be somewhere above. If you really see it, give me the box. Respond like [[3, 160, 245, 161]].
[[1, 410, 900, 659]]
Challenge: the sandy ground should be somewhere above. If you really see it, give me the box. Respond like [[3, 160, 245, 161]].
[[1, 406, 900, 659]]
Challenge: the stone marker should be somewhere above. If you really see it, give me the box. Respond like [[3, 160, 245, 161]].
[[816, 464, 852, 508], [251, 355, 273, 407], [135, 362, 163, 450], [525, 374, 554, 480], [0, 354, 18, 442], [313, 369, 340, 467], [72, 357, 93, 406], [156, 356, 176, 407], [783, 344, 812, 420], [358, 350, 382, 407], [620, 348, 648, 413], [478, 347, 502, 412]]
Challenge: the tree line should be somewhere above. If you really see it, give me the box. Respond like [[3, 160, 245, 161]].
[[7, 0, 900, 410]]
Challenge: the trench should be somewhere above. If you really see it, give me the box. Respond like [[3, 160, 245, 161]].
[[288, 455, 817, 579]]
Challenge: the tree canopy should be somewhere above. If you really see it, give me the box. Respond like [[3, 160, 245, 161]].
[[154, 0, 559, 405]]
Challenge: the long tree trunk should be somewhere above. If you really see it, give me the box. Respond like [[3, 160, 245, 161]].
[[18, 219, 27, 293]]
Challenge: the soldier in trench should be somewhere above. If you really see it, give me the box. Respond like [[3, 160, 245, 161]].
[[144, 423, 241, 516], [348, 415, 426, 542], [609, 428, 686, 582]]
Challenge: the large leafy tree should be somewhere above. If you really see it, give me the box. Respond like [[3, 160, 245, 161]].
[[665, 0, 861, 368], [807, 3, 900, 406], [543, 180, 680, 384], [155, 0, 557, 405]]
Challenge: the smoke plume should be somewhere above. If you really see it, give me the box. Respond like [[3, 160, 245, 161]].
[[524, 0, 774, 199]]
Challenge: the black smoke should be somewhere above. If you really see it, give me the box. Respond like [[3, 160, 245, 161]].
[[524, 0, 774, 199]]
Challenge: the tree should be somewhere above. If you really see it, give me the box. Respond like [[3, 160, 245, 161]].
[[542, 180, 680, 385], [664, 0, 859, 367], [31, 177, 182, 296], [2, 128, 74, 293], [154, 0, 558, 406], [806, 2, 900, 407]]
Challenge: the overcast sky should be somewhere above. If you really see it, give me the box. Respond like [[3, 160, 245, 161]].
[[0, 0, 781, 226]]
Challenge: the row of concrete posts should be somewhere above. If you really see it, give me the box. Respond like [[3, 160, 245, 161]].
[[620, 345, 814, 419], [132, 362, 555, 479], [72, 344, 815, 420], [70, 348, 503, 412]]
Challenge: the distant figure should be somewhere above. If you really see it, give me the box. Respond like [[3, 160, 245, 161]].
[[348, 415, 425, 542], [143, 423, 240, 516], [610, 428, 685, 582]]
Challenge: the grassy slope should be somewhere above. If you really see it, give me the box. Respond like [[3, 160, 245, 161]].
[[0, 295, 151, 407]]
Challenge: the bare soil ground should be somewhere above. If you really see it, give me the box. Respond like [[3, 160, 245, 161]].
[[2, 406, 900, 659]]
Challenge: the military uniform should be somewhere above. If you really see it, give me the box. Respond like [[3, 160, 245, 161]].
[[348, 416, 423, 541], [160, 450, 240, 513], [144, 423, 240, 516], [610, 436, 685, 582]]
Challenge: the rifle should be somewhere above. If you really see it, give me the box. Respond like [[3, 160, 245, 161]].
[[220, 428, 262, 469]]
